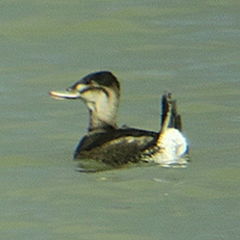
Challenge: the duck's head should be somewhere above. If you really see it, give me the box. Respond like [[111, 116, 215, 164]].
[[50, 71, 120, 131]]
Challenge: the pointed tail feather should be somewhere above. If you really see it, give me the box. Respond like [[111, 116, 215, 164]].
[[161, 91, 182, 131]]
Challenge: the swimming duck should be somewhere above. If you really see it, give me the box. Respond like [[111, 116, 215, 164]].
[[50, 71, 189, 172]]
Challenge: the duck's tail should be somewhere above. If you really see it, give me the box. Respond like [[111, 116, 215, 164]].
[[161, 91, 182, 131], [141, 91, 189, 167]]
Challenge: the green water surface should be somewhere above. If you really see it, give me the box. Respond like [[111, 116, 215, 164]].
[[1, 0, 240, 239]]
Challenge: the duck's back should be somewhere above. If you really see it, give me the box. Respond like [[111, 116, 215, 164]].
[[74, 127, 158, 171]]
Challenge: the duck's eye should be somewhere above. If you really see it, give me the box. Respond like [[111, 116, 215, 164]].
[[84, 78, 92, 85]]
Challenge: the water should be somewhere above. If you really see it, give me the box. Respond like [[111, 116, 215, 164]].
[[1, 0, 240, 239]]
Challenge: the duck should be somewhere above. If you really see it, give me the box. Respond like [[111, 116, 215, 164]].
[[50, 71, 189, 172]]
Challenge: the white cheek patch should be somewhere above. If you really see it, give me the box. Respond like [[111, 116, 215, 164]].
[[83, 90, 108, 114], [82, 90, 106, 103]]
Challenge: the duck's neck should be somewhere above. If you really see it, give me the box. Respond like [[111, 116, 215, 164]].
[[87, 91, 120, 132]]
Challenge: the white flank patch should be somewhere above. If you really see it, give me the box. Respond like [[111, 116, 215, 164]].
[[149, 128, 188, 166]]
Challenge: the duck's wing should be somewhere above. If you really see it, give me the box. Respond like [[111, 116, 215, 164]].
[[74, 128, 158, 172], [74, 128, 157, 156]]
